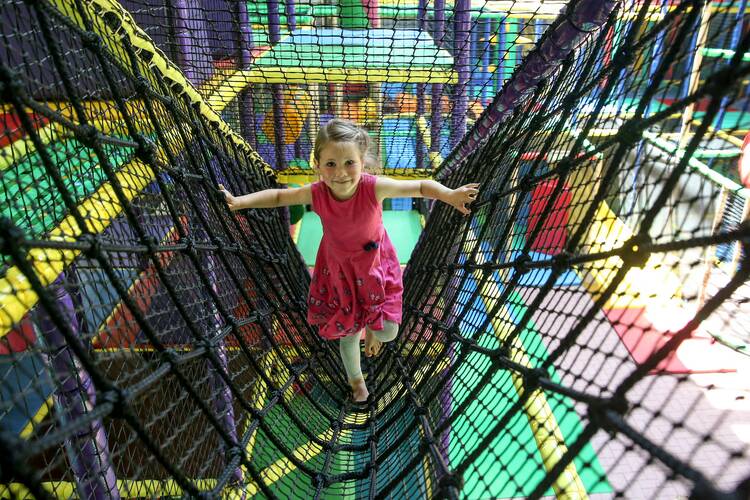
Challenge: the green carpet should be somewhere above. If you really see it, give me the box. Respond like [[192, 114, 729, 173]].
[[296, 210, 422, 265], [449, 282, 612, 498]]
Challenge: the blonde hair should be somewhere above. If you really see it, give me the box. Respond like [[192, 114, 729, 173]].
[[314, 118, 380, 172]]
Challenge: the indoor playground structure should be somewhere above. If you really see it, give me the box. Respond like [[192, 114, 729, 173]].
[[2, 0, 750, 498]]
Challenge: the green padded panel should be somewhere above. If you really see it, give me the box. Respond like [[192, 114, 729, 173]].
[[254, 28, 454, 69]]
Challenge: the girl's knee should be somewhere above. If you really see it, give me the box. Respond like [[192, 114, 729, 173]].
[[339, 332, 361, 347], [369, 321, 399, 343]]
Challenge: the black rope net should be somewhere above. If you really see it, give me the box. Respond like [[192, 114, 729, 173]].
[[1, 0, 749, 498]]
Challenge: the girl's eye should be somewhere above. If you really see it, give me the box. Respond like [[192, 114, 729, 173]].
[[346, 160, 355, 166], [325, 163, 335, 168]]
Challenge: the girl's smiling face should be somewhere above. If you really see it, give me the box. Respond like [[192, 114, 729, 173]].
[[315, 141, 364, 200]]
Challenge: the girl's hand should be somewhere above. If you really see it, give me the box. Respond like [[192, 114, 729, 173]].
[[218, 184, 239, 211], [446, 183, 480, 215]]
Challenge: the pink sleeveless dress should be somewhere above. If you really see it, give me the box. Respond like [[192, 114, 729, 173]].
[[307, 173, 403, 340]]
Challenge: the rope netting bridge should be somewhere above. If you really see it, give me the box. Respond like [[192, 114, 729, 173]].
[[1, 0, 749, 498]]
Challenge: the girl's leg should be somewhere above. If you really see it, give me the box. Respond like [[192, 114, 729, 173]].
[[364, 320, 399, 357], [339, 333, 368, 402]]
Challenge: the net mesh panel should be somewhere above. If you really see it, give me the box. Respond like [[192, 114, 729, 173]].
[[1, 0, 749, 498]]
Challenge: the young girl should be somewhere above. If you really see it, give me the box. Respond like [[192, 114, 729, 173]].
[[219, 118, 479, 402]]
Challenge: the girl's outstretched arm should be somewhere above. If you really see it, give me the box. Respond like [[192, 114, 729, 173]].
[[375, 177, 480, 215], [218, 184, 312, 211]]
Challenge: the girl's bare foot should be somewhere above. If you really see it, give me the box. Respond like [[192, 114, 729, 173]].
[[365, 330, 382, 357], [350, 378, 369, 402]]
